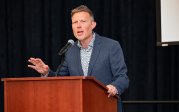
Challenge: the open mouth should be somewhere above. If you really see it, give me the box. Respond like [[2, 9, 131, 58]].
[[77, 31, 84, 35]]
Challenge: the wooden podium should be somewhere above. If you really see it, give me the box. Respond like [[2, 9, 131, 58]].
[[2, 76, 117, 112]]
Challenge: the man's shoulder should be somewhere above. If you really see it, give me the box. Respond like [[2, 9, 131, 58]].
[[95, 33, 119, 45]]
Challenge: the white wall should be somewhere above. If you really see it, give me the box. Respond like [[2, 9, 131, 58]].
[[161, 0, 179, 42]]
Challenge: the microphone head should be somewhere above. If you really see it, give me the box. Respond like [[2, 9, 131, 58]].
[[68, 39, 74, 45], [58, 39, 74, 56]]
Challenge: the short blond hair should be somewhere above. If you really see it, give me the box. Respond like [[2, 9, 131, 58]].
[[71, 5, 94, 20]]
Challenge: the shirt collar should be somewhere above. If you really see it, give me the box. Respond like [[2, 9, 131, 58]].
[[77, 33, 96, 49]]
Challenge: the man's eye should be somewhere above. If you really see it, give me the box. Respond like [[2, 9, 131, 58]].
[[81, 20, 86, 23], [72, 21, 77, 24]]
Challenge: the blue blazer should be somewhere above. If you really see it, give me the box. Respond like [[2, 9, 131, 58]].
[[49, 33, 129, 111]]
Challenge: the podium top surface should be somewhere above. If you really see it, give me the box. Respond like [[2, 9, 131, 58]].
[[2, 76, 107, 91], [2, 76, 92, 81]]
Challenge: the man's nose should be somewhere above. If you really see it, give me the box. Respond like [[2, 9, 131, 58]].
[[77, 22, 81, 28]]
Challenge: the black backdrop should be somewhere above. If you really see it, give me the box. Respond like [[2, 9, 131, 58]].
[[0, 0, 179, 112]]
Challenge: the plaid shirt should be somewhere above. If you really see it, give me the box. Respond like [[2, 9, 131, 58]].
[[77, 33, 95, 76]]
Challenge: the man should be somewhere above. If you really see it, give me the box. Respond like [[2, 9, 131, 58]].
[[28, 5, 129, 112]]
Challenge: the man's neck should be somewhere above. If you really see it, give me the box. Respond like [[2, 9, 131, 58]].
[[80, 40, 91, 48], [80, 34, 93, 48]]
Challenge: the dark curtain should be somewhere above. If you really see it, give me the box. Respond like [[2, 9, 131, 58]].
[[0, 0, 179, 112]]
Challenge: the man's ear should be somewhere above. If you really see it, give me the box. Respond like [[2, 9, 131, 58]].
[[92, 21, 96, 29]]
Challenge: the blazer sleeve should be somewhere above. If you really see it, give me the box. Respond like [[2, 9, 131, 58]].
[[57, 59, 70, 76], [109, 41, 129, 95], [48, 56, 70, 77]]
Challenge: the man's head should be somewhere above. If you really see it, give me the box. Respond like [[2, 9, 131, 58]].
[[71, 5, 94, 21], [71, 5, 96, 44]]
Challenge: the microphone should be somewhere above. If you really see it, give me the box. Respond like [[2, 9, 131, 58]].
[[58, 39, 74, 56], [55, 39, 74, 76]]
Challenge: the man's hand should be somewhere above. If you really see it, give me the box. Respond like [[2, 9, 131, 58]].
[[28, 57, 49, 75], [106, 84, 118, 98]]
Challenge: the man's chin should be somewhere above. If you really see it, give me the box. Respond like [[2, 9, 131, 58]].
[[76, 36, 85, 41]]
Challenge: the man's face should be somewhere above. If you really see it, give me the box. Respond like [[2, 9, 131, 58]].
[[72, 12, 96, 42]]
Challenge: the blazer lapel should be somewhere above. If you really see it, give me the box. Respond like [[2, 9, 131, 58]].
[[88, 36, 101, 76], [74, 44, 84, 76]]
